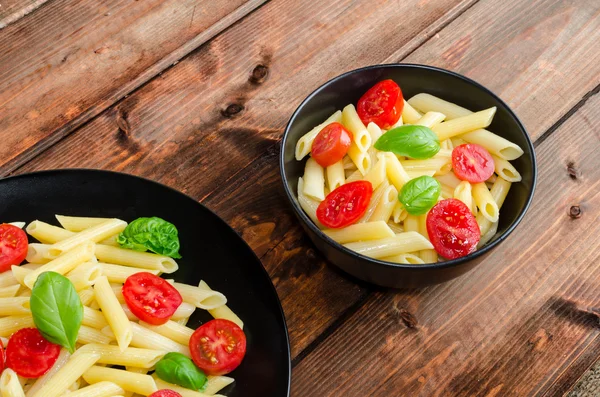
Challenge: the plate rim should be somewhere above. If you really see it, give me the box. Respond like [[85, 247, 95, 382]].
[[0, 168, 292, 397]]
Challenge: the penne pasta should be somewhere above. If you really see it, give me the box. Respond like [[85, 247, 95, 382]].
[[204, 376, 235, 396], [0, 316, 34, 337], [94, 276, 132, 351], [25, 349, 71, 397], [418, 214, 438, 263], [25, 221, 75, 244], [126, 322, 190, 357], [302, 157, 325, 201], [66, 262, 103, 291], [83, 306, 109, 330], [344, 232, 433, 259], [94, 245, 178, 274], [384, 153, 410, 191], [472, 182, 499, 223], [454, 181, 475, 215], [323, 221, 395, 244], [55, 215, 116, 232], [198, 281, 243, 329], [297, 178, 325, 228], [381, 253, 425, 264], [295, 111, 342, 160], [326, 160, 345, 191], [368, 185, 398, 222], [432, 107, 496, 141], [78, 325, 114, 345], [26, 243, 52, 264], [65, 381, 125, 397], [0, 297, 30, 316], [401, 100, 422, 124], [386, 221, 404, 234], [347, 142, 371, 175], [408, 93, 472, 119], [492, 155, 522, 182], [82, 366, 157, 396], [0, 284, 20, 298], [342, 104, 371, 152], [414, 111, 446, 128], [153, 377, 216, 397], [48, 219, 127, 258], [359, 180, 389, 223], [362, 153, 386, 190], [172, 282, 226, 310], [138, 320, 194, 346], [392, 202, 407, 224], [0, 368, 25, 397], [460, 129, 524, 160], [99, 263, 159, 284], [83, 344, 167, 368]]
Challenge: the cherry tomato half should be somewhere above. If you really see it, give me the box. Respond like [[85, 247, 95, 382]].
[[311, 122, 352, 167], [452, 143, 495, 183], [0, 338, 5, 374], [189, 319, 246, 376], [0, 224, 28, 273], [317, 181, 373, 229], [149, 391, 183, 397], [426, 199, 480, 259], [122, 272, 183, 325], [6, 328, 61, 378], [357, 79, 404, 129]]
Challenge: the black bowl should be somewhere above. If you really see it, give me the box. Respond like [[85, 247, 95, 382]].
[[280, 64, 536, 288], [0, 170, 291, 397]]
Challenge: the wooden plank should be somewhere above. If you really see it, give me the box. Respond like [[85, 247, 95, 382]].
[[291, 90, 600, 396], [11, 0, 477, 357], [0, 0, 51, 28], [398, 0, 600, 141], [0, 0, 264, 173]]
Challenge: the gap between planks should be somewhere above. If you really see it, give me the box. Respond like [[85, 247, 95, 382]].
[[0, 0, 269, 177]]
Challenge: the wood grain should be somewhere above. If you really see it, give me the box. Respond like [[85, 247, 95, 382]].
[[11, 0, 476, 358], [0, 0, 264, 172], [291, 90, 600, 397], [0, 0, 51, 28]]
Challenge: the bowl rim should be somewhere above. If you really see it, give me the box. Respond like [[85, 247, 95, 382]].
[[279, 63, 537, 271]]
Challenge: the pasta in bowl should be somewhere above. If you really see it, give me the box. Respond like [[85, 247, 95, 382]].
[[280, 64, 536, 288]]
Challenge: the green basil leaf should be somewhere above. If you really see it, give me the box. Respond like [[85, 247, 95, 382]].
[[117, 217, 182, 259], [374, 125, 440, 159], [30, 271, 83, 353], [399, 176, 441, 215], [155, 352, 207, 391]]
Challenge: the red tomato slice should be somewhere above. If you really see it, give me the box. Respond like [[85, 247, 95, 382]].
[[189, 319, 246, 376], [6, 328, 61, 378], [0, 224, 28, 273], [149, 391, 183, 397], [452, 143, 495, 183], [122, 272, 183, 325], [0, 338, 5, 374], [357, 79, 404, 129], [311, 122, 352, 167], [317, 181, 373, 229], [426, 199, 480, 259]]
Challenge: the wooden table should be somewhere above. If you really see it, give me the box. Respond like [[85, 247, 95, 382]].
[[1, 0, 599, 395]]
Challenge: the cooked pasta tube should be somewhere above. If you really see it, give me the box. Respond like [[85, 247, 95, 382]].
[[24, 242, 95, 288], [401, 157, 450, 175], [0, 284, 19, 298], [0, 271, 17, 288], [297, 178, 325, 228], [403, 214, 419, 233], [472, 182, 499, 223], [204, 376, 235, 395], [82, 366, 157, 396], [0, 368, 25, 397], [26, 243, 51, 264], [408, 93, 471, 119], [198, 281, 243, 329], [385, 153, 410, 190], [478, 218, 499, 248], [83, 306, 109, 329], [94, 276, 132, 351], [78, 325, 114, 345], [323, 221, 395, 244], [94, 245, 178, 273], [82, 344, 167, 368], [359, 180, 389, 223], [65, 381, 125, 397], [418, 214, 438, 263], [432, 107, 496, 141], [392, 202, 407, 223], [326, 160, 345, 191], [343, 155, 357, 170], [0, 297, 30, 316], [25, 221, 75, 244], [414, 111, 446, 128], [401, 100, 422, 124], [368, 185, 398, 222], [78, 289, 96, 306], [30, 345, 102, 397], [381, 253, 425, 264], [138, 320, 194, 346], [362, 153, 386, 189], [492, 155, 522, 182], [460, 129, 523, 160], [0, 316, 33, 337], [172, 282, 226, 310], [386, 221, 404, 234], [25, 349, 71, 397], [302, 157, 326, 201], [343, 232, 433, 259], [48, 219, 127, 257], [342, 104, 371, 152], [55, 215, 116, 232], [152, 377, 216, 397], [454, 181, 475, 215], [66, 261, 102, 291], [436, 172, 462, 189], [477, 176, 512, 242], [347, 142, 371, 175], [295, 110, 342, 160], [99, 263, 160, 284], [366, 122, 383, 142], [126, 322, 190, 357]]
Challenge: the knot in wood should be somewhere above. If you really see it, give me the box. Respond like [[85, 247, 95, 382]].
[[221, 103, 244, 118], [397, 308, 418, 329], [569, 205, 581, 219], [249, 64, 269, 84], [567, 161, 578, 180]]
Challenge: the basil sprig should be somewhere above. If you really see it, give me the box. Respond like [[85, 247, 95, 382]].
[[117, 217, 182, 258], [374, 125, 440, 159], [30, 271, 83, 353], [399, 176, 441, 215], [155, 352, 207, 391]]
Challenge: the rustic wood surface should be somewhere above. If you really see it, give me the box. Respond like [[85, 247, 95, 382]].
[[1, 0, 599, 395]]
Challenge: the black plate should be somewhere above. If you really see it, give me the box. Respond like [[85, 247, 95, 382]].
[[0, 169, 291, 397]]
